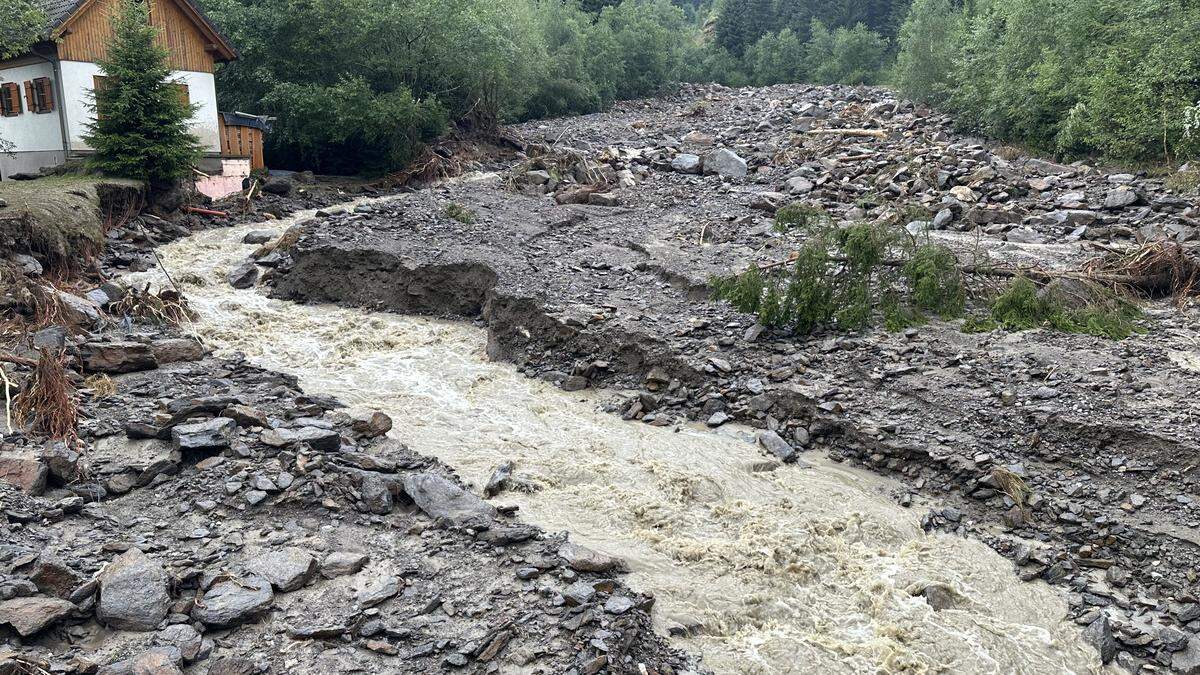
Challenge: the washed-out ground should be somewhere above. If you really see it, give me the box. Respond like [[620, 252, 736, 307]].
[[265, 83, 1200, 671], [0, 82, 1198, 674]]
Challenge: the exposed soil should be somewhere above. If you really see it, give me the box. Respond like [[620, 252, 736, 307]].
[[263, 83, 1200, 672]]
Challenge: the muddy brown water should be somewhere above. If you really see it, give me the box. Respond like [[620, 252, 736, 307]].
[[129, 198, 1110, 674]]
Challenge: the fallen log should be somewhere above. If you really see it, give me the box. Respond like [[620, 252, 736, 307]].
[[183, 205, 228, 214], [0, 352, 38, 368], [807, 128, 888, 140]]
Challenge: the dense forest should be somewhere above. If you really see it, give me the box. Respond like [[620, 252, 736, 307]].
[[191, 0, 1200, 173]]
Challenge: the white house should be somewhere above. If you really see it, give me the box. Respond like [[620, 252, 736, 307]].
[[0, 0, 238, 179]]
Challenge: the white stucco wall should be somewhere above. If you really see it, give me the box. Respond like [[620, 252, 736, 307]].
[[0, 61, 65, 153], [59, 60, 221, 154]]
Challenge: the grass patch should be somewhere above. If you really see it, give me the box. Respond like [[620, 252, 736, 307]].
[[711, 220, 1159, 340], [773, 203, 828, 233], [1166, 168, 1200, 194], [444, 202, 476, 224], [989, 276, 1142, 339]]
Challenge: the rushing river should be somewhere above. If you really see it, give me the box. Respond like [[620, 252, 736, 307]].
[[129, 198, 1108, 674]]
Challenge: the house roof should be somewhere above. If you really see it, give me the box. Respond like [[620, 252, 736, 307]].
[[34, 0, 238, 61]]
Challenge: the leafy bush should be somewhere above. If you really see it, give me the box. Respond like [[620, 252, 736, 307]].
[[891, 0, 963, 105], [805, 20, 889, 86], [0, 0, 44, 60], [263, 78, 447, 176], [895, 0, 1200, 162], [745, 28, 807, 85]]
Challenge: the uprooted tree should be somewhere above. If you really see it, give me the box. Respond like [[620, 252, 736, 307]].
[[710, 205, 1199, 340]]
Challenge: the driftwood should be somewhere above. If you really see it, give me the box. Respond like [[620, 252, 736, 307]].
[[0, 352, 38, 368], [182, 205, 226, 214], [807, 128, 888, 140]]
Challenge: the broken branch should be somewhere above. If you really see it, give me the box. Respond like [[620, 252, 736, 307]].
[[807, 128, 888, 140]]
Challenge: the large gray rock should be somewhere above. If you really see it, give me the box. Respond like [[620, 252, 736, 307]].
[[244, 548, 318, 592], [784, 176, 814, 194], [403, 472, 496, 529], [321, 552, 369, 578], [1175, 637, 1200, 675], [191, 576, 273, 627], [81, 341, 158, 374], [756, 430, 797, 463], [262, 425, 341, 451], [227, 261, 259, 289], [703, 148, 747, 179], [558, 541, 626, 573], [1082, 615, 1117, 664], [670, 153, 702, 174], [172, 418, 236, 452], [0, 596, 77, 636], [53, 289, 101, 326], [1104, 187, 1138, 209], [97, 549, 170, 631]]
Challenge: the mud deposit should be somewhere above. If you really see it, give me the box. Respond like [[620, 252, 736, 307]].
[[131, 203, 1109, 674]]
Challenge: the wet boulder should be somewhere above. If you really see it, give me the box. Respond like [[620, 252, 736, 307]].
[[97, 549, 170, 631], [756, 430, 797, 463], [403, 472, 496, 529], [172, 418, 236, 452], [227, 261, 259, 289], [81, 341, 158, 374], [558, 541, 627, 573]]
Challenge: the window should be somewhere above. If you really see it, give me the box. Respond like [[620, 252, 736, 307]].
[[92, 75, 110, 120], [0, 83, 21, 117], [25, 77, 55, 114], [173, 82, 189, 107]]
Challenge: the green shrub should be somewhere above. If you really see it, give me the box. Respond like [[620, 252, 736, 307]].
[[444, 203, 477, 224], [989, 276, 1141, 339], [773, 203, 828, 232], [806, 20, 889, 86], [891, 0, 963, 105]]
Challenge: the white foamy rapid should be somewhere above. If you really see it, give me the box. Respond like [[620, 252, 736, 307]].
[[128, 200, 1109, 674]]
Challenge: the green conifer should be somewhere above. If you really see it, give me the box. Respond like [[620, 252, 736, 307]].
[[84, 0, 201, 184]]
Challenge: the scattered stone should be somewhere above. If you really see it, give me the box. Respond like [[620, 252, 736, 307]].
[[191, 576, 274, 627], [97, 549, 171, 631], [0, 596, 76, 636], [245, 548, 318, 592], [172, 418, 237, 452]]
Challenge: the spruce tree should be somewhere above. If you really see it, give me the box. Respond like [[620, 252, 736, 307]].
[[84, 0, 201, 184]]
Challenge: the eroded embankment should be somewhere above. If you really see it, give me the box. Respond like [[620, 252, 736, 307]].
[[137, 201, 1111, 674]]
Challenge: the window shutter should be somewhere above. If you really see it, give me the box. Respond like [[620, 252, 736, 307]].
[[24, 81, 34, 112], [1, 84, 20, 117], [34, 78, 54, 113]]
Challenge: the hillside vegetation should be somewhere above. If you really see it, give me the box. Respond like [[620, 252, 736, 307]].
[[197, 0, 1200, 173]]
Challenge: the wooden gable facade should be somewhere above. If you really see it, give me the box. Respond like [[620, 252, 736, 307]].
[[53, 0, 236, 72]]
